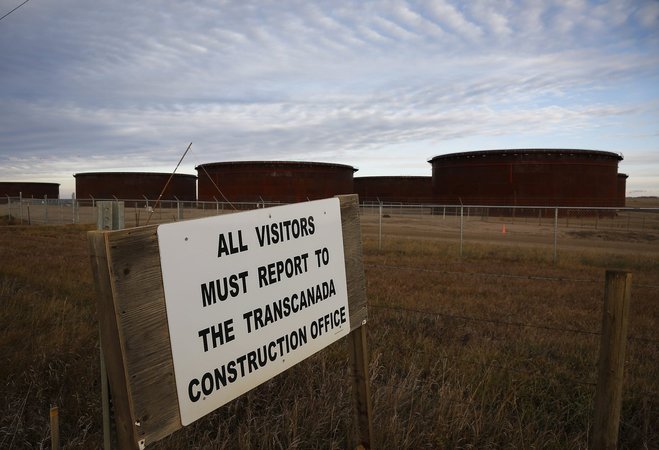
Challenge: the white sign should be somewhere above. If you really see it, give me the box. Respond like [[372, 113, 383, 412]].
[[157, 198, 350, 425]]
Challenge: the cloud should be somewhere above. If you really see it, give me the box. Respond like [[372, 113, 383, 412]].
[[0, 0, 658, 195]]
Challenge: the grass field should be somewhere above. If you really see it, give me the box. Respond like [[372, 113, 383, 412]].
[[0, 218, 657, 449]]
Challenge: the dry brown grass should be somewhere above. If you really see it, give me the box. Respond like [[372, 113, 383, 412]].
[[0, 223, 656, 449]]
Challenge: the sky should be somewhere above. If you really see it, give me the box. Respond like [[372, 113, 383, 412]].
[[1, 0, 658, 198]]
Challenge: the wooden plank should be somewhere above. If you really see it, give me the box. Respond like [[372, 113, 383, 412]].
[[91, 226, 183, 448], [106, 226, 182, 446], [89, 196, 368, 447], [590, 270, 632, 450], [337, 194, 368, 330], [89, 232, 141, 449]]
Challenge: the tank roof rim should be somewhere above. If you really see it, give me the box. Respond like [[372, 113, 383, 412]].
[[354, 175, 431, 179], [74, 172, 197, 178], [0, 181, 61, 186], [195, 160, 357, 171], [428, 148, 623, 162]]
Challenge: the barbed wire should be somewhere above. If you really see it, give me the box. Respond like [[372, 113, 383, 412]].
[[369, 303, 659, 344], [375, 353, 658, 399], [365, 263, 659, 289], [371, 303, 601, 336]]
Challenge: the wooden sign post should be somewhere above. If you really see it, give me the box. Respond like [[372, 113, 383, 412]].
[[88, 194, 372, 449]]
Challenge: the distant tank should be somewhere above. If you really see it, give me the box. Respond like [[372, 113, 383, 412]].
[[0, 182, 59, 199], [354, 176, 432, 204], [74, 172, 196, 203], [196, 161, 356, 203]]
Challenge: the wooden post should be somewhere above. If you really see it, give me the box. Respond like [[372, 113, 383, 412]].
[[338, 195, 373, 449], [50, 406, 60, 450], [591, 270, 632, 450], [348, 324, 373, 449]]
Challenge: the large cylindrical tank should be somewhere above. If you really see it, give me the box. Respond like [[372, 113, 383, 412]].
[[196, 161, 356, 203], [0, 182, 59, 199], [354, 176, 432, 204], [429, 149, 623, 207], [74, 172, 197, 201]]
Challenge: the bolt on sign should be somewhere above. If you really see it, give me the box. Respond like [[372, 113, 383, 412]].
[[157, 198, 350, 425]]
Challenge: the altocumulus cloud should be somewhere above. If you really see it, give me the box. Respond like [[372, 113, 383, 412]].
[[0, 0, 658, 195]]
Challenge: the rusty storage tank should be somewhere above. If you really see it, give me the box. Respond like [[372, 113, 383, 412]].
[[429, 149, 623, 207], [196, 161, 357, 203], [1, 182, 59, 199], [354, 176, 433, 204], [616, 174, 628, 207], [74, 172, 196, 203]]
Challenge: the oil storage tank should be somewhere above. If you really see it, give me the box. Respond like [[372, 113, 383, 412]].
[[196, 161, 356, 203], [429, 149, 623, 207], [1, 182, 59, 199], [74, 172, 196, 202], [354, 176, 432, 204]]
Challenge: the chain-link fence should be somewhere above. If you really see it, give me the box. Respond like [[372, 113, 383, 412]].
[[2, 197, 658, 261], [360, 202, 659, 261], [0, 196, 282, 227]]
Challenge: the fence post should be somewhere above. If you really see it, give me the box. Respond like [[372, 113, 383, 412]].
[[553, 208, 558, 264], [460, 205, 464, 258], [175, 196, 182, 221], [19, 192, 23, 223], [348, 323, 373, 449], [378, 202, 382, 251], [50, 406, 60, 450], [6, 195, 11, 220], [591, 270, 632, 450]]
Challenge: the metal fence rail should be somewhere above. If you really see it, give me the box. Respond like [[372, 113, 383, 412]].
[[2, 196, 658, 261], [3, 197, 658, 228]]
